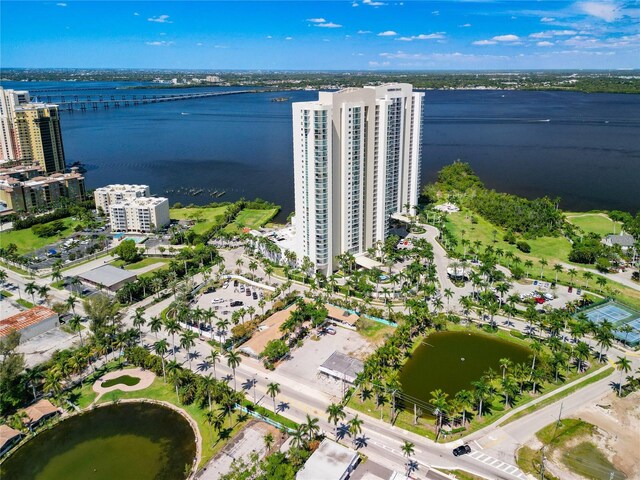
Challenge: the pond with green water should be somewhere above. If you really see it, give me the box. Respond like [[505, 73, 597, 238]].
[[399, 330, 531, 410], [1, 403, 196, 480]]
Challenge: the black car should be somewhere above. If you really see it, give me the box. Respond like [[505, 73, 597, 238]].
[[452, 445, 471, 457]]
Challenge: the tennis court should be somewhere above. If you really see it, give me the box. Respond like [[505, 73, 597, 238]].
[[578, 301, 640, 346]]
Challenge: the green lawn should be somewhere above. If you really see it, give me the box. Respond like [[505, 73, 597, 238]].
[[223, 208, 279, 233], [170, 206, 228, 234], [112, 257, 170, 270], [565, 212, 623, 237], [17, 298, 35, 309], [1, 217, 81, 254], [96, 377, 246, 469], [562, 442, 626, 480], [1, 290, 13, 298]]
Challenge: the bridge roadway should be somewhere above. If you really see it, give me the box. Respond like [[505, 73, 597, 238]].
[[32, 89, 265, 111]]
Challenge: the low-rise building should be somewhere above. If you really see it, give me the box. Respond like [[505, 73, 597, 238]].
[[78, 264, 137, 292], [0, 306, 59, 342], [318, 351, 364, 385], [602, 233, 636, 252], [0, 425, 24, 457], [0, 165, 85, 213], [297, 439, 359, 480], [21, 399, 59, 429]]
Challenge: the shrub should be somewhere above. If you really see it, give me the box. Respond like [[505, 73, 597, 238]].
[[595, 257, 611, 273], [32, 220, 66, 237], [503, 230, 517, 244], [516, 240, 531, 253]]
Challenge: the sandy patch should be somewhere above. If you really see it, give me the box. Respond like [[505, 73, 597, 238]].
[[92, 367, 155, 396]]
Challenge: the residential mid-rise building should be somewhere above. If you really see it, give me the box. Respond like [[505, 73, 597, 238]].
[[109, 197, 170, 233], [94, 184, 151, 214], [0, 87, 66, 173], [0, 165, 85, 214], [95, 183, 169, 233], [292, 83, 423, 274]]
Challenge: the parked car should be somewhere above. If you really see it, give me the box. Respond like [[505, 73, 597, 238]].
[[452, 445, 471, 457], [325, 327, 337, 335], [252, 292, 258, 300]]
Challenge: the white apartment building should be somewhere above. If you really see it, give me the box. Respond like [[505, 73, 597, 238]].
[[109, 197, 170, 233], [292, 84, 423, 274], [94, 184, 150, 213]]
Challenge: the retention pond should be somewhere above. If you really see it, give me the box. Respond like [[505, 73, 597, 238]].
[[1, 402, 196, 480]]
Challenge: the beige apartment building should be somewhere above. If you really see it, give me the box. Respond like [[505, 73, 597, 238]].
[[0, 165, 85, 214], [94, 184, 169, 233], [94, 184, 150, 214]]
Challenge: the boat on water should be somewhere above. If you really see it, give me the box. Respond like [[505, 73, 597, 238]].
[[217, 191, 226, 197]]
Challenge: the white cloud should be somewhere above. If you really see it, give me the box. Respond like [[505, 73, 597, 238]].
[[378, 30, 398, 36], [316, 22, 342, 28], [285, 36, 293, 40], [578, 1, 622, 22], [432, 10, 440, 16], [307, 18, 326, 23], [460, 23, 472, 27], [145, 41, 174, 46], [196, 42, 203, 46], [540, 17, 555, 22], [358, 30, 372, 34], [266, 35, 273, 39], [473, 40, 497, 45], [537, 41, 554, 47], [148, 15, 172, 24], [369, 61, 391, 66], [133, 12, 140, 16], [56, 3, 67, 6], [363, 0, 386, 6], [493, 34, 520, 42], [530, 30, 577, 38], [352, 2, 359, 6], [396, 32, 446, 41]]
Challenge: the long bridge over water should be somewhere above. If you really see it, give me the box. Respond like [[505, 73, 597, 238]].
[[31, 89, 265, 112]]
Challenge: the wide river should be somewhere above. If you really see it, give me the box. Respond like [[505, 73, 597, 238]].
[[3, 81, 639, 219]]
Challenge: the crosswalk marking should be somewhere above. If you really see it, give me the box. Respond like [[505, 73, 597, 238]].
[[469, 450, 528, 479]]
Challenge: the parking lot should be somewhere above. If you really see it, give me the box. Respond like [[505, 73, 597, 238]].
[[193, 278, 274, 337], [26, 231, 110, 271], [277, 325, 374, 398]]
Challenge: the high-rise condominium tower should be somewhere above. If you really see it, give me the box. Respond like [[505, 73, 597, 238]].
[[0, 87, 66, 173], [292, 83, 424, 274]]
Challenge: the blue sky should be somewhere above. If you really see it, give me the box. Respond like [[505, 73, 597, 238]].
[[2, 1, 639, 70]]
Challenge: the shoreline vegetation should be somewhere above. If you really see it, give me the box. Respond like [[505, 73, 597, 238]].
[[2, 69, 640, 94]]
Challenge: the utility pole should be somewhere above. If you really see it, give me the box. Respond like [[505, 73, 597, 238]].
[[557, 402, 564, 427]]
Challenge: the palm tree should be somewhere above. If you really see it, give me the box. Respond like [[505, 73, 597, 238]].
[[568, 268, 578, 286], [454, 389, 474, 426], [290, 425, 307, 449], [615, 356, 631, 397], [471, 378, 490, 418], [207, 349, 220, 379], [69, 314, 84, 346], [166, 360, 182, 401], [263, 432, 275, 453], [200, 374, 217, 411], [538, 258, 548, 279], [66, 295, 78, 314], [302, 414, 320, 440], [267, 382, 280, 412], [553, 264, 563, 283], [575, 341, 590, 372], [180, 329, 198, 369], [430, 389, 449, 441], [25, 281, 38, 304], [401, 441, 415, 476], [154, 339, 169, 382], [443, 288, 454, 311], [348, 415, 364, 445], [149, 315, 162, 339], [132, 307, 146, 345], [499, 358, 513, 380], [583, 271, 593, 289], [226, 350, 241, 390], [23, 366, 42, 401], [596, 276, 607, 292], [326, 403, 346, 439], [164, 318, 182, 361]]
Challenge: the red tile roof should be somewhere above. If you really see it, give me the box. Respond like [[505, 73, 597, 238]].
[[21, 399, 59, 424], [0, 306, 57, 338]]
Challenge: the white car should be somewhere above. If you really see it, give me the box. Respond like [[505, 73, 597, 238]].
[[223, 283, 229, 289]]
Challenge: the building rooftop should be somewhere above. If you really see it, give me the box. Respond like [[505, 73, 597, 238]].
[[240, 303, 298, 357], [319, 351, 364, 384], [0, 424, 22, 448], [297, 439, 359, 480], [78, 264, 137, 289], [21, 399, 58, 424], [96, 184, 149, 192], [604, 234, 635, 247], [110, 196, 168, 208], [325, 304, 360, 326], [0, 306, 57, 338]]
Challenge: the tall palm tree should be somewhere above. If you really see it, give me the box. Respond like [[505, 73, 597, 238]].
[[430, 389, 449, 441], [615, 356, 631, 397], [267, 382, 280, 412], [471, 378, 490, 418], [348, 415, 364, 445], [154, 339, 169, 382], [132, 307, 146, 345], [66, 295, 78, 314], [69, 314, 84, 346], [454, 389, 474, 426], [401, 441, 416, 476], [538, 258, 548, 279], [207, 349, 221, 379], [164, 318, 182, 361], [180, 329, 198, 369], [302, 414, 320, 441], [553, 264, 563, 283], [583, 271, 593, 289], [326, 403, 346, 439], [149, 315, 162, 339], [499, 358, 513, 380], [166, 360, 182, 401], [263, 432, 275, 453], [200, 374, 217, 411], [225, 350, 241, 390], [25, 281, 38, 305], [23, 366, 42, 401]]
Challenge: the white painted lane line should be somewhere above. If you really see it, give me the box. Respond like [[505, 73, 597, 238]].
[[473, 440, 483, 450]]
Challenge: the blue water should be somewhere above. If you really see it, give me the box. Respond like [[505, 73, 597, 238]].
[[2, 81, 639, 218]]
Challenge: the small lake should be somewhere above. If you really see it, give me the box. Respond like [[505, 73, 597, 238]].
[[0, 402, 196, 480], [399, 330, 531, 409]]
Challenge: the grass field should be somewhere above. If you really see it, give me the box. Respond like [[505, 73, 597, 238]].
[[1, 217, 81, 254], [112, 257, 170, 270], [566, 212, 623, 237], [224, 208, 279, 234], [170, 206, 228, 234]]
